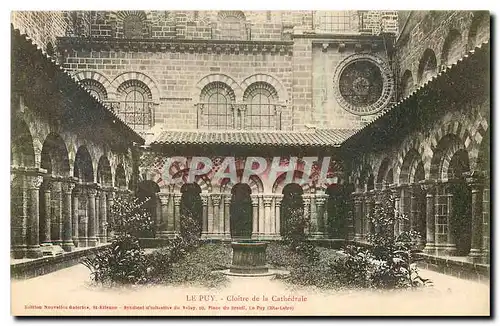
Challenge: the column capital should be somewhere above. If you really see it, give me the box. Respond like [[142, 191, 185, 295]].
[[173, 193, 182, 206], [250, 195, 259, 206], [224, 195, 232, 205], [465, 171, 485, 189], [315, 196, 327, 207], [61, 182, 76, 194], [411, 183, 424, 193], [87, 187, 98, 197], [419, 180, 436, 194], [274, 194, 283, 206], [28, 175, 44, 190], [303, 197, 311, 205], [201, 194, 209, 206], [263, 196, 273, 207], [211, 194, 222, 206], [158, 192, 170, 204]]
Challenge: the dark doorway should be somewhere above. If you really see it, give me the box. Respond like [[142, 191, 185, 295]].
[[230, 183, 252, 239], [326, 184, 347, 238], [180, 183, 203, 236], [448, 149, 471, 256], [280, 183, 304, 236]]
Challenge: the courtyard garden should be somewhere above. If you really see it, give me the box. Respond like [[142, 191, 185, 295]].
[[81, 192, 432, 291]]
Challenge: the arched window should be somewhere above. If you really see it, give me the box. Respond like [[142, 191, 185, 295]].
[[441, 29, 463, 67], [123, 15, 144, 39], [316, 11, 352, 32], [199, 82, 235, 130], [116, 80, 153, 131], [80, 79, 108, 101], [400, 70, 414, 98], [218, 11, 246, 40], [243, 82, 279, 130], [418, 49, 437, 84]]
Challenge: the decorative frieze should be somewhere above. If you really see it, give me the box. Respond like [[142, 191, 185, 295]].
[[58, 37, 294, 56]]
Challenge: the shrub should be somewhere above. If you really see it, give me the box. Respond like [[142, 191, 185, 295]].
[[107, 196, 155, 238], [330, 191, 432, 289], [282, 207, 319, 263], [81, 234, 148, 285], [330, 245, 373, 288]]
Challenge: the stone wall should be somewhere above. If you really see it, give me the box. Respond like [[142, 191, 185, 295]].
[[11, 11, 68, 53], [395, 11, 490, 99]]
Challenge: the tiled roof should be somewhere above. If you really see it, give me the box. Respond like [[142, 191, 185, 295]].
[[149, 129, 359, 147]]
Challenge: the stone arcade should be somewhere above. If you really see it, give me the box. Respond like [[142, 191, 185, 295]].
[[10, 10, 490, 278]]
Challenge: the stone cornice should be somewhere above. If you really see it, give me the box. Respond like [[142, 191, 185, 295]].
[[57, 37, 294, 56]]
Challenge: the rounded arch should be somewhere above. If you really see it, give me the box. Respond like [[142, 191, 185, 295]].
[[74, 146, 94, 182], [217, 10, 246, 21], [41, 133, 71, 177], [447, 149, 470, 180], [11, 118, 35, 167], [417, 48, 437, 83], [400, 69, 414, 98], [357, 164, 373, 190], [115, 164, 127, 189], [230, 182, 252, 238], [219, 172, 263, 194], [180, 182, 202, 194], [170, 169, 212, 193], [399, 149, 424, 185], [476, 127, 490, 173], [72, 71, 112, 91], [79, 79, 108, 101], [241, 74, 289, 102], [137, 179, 160, 194], [441, 29, 463, 67], [109, 72, 160, 101], [375, 157, 392, 189], [467, 11, 490, 50], [97, 156, 112, 186], [193, 74, 242, 100], [282, 183, 304, 196], [430, 134, 469, 181], [272, 171, 312, 194]]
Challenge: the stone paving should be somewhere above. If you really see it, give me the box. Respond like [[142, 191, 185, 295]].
[[11, 263, 490, 316]]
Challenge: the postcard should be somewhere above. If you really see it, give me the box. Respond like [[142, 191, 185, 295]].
[[10, 10, 490, 316]]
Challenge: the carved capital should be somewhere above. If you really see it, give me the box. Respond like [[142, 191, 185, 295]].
[[263, 196, 273, 207], [158, 193, 170, 205], [315, 196, 327, 207], [224, 195, 231, 205], [173, 194, 182, 206], [211, 194, 221, 206], [274, 195, 283, 206], [420, 180, 435, 195], [28, 175, 44, 190], [87, 187, 98, 197], [251, 195, 259, 206], [201, 195, 209, 206], [61, 182, 75, 194]]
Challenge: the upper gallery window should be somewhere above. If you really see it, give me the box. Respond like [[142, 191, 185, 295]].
[[316, 11, 352, 32]]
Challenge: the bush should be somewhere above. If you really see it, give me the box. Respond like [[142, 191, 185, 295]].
[[81, 234, 148, 285], [282, 207, 319, 263], [330, 245, 373, 288], [107, 196, 155, 238], [330, 191, 432, 289]]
